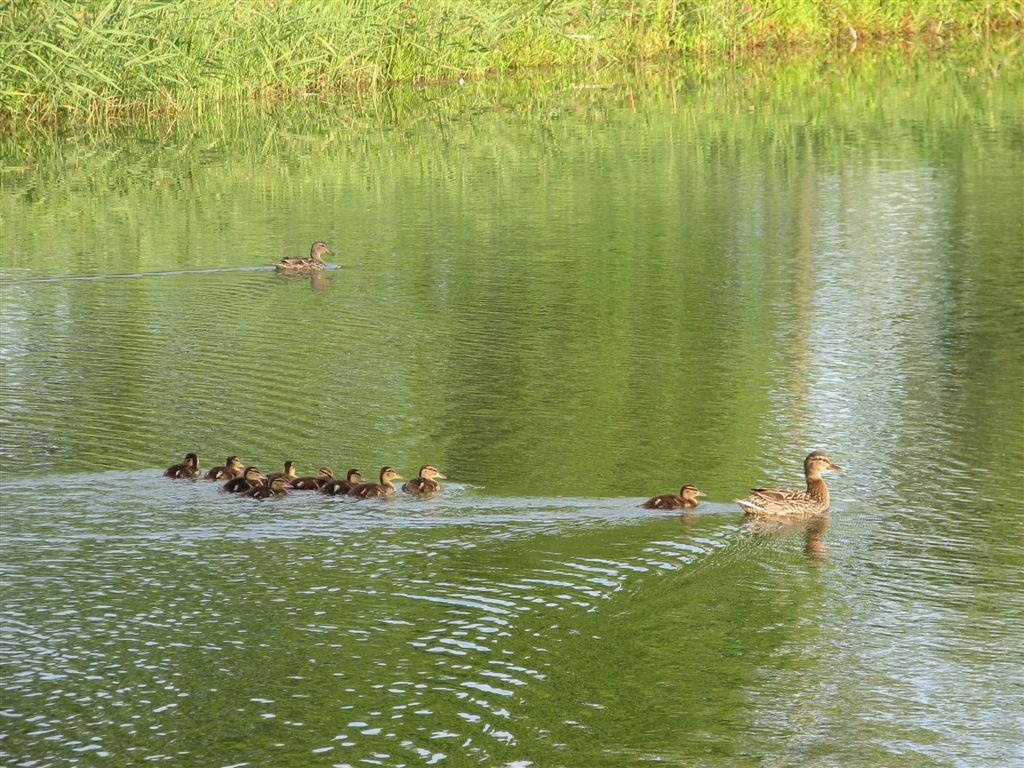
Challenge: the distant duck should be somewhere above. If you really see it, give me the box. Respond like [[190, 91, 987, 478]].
[[247, 475, 291, 499], [402, 464, 447, 494], [641, 484, 705, 510], [736, 451, 843, 517], [319, 468, 363, 496], [265, 461, 298, 484], [275, 241, 332, 273], [204, 456, 244, 481], [165, 452, 199, 478], [223, 466, 265, 494], [291, 467, 334, 490], [349, 466, 402, 498]]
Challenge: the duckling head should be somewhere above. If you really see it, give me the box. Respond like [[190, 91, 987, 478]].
[[419, 464, 447, 480], [680, 484, 705, 500], [268, 476, 291, 493]]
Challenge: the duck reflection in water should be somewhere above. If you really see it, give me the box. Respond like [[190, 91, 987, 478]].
[[275, 270, 333, 293], [742, 513, 830, 562]]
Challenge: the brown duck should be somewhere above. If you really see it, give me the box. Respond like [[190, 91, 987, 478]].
[[291, 467, 334, 490], [319, 469, 363, 496], [349, 466, 402, 499], [402, 464, 447, 494], [247, 475, 292, 499], [736, 451, 843, 517], [165, 452, 199, 478], [275, 241, 332, 273], [642, 484, 705, 509], [223, 466, 266, 494], [265, 461, 298, 484], [204, 456, 244, 481]]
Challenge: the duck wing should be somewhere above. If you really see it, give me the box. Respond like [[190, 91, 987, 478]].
[[748, 486, 809, 503], [735, 486, 812, 514]]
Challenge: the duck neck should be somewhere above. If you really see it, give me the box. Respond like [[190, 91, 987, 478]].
[[806, 474, 830, 505]]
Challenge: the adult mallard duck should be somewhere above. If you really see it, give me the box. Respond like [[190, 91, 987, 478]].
[[275, 241, 332, 272], [223, 466, 266, 494], [736, 451, 843, 517], [204, 456, 244, 481], [291, 467, 334, 490], [247, 475, 292, 499], [265, 461, 298, 484], [319, 468, 362, 496], [165, 452, 199, 478], [349, 466, 402, 499], [402, 464, 447, 494], [642, 484, 705, 510]]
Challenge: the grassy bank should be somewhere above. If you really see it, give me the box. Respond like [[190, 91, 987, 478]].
[[1, 0, 1020, 128]]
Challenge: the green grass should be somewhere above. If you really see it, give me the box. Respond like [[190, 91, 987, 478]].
[[1, 0, 1020, 128]]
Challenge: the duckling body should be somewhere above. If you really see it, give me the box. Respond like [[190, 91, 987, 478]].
[[736, 451, 843, 517], [265, 461, 298, 484], [223, 466, 266, 494], [402, 465, 447, 494], [205, 456, 244, 481], [292, 467, 334, 490], [247, 476, 291, 499], [642, 484, 705, 509], [165, 453, 199, 478], [319, 469, 362, 496], [350, 466, 402, 498], [276, 241, 332, 273]]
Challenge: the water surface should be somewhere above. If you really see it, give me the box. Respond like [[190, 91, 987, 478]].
[[2, 51, 1023, 767]]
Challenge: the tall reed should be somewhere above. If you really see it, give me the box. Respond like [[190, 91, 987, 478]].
[[2, 0, 1020, 128]]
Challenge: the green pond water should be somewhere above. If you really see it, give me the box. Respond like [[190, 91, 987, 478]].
[[2, 50, 1023, 767]]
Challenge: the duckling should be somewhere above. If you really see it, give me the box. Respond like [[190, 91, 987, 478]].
[[204, 456, 244, 481], [319, 468, 363, 496], [265, 461, 298, 484], [223, 466, 266, 494], [246, 475, 291, 499], [349, 466, 402, 499], [291, 466, 334, 490], [641, 484, 705, 509], [402, 464, 447, 494], [165, 452, 199, 478], [275, 241, 332, 272], [736, 451, 843, 517]]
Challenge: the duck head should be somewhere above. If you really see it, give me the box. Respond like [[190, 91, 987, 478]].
[[804, 451, 843, 478], [309, 241, 332, 261]]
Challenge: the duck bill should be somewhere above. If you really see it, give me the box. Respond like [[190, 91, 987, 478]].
[[828, 463, 844, 472], [696, 490, 706, 496]]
